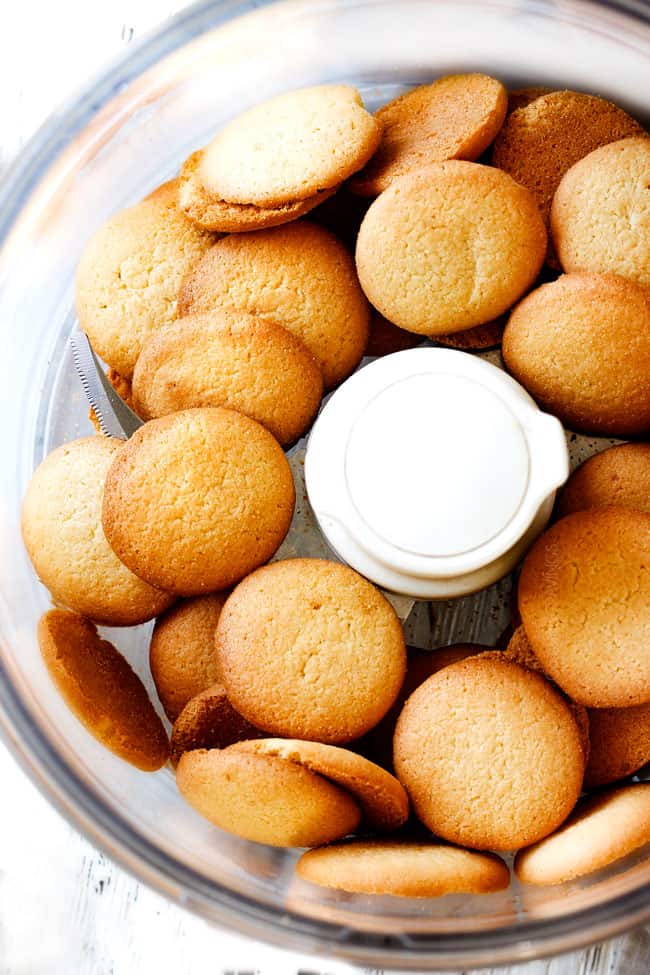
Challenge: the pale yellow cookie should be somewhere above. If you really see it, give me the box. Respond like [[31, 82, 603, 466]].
[[132, 310, 323, 444], [350, 74, 507, 196], [178, 222, 370, 388], [355, 162, 546, 335], [75, 185, 215, 378], [198, 85, 381, 206], [176, 746, 361, 847], [518, 508, 650, 708], [178, 150, 336, 232], [102, 408, 295, 595], [234, 738, 409, 831], [22, 437, 173, 626], [515, 785, 650, 885], [551, 137, 650, 288], [503, 272, 650, 436], [296, 840, 510, 897], [393, 655, 584, 850], [39, 610, 169, 771], [216, 558, 406, 745], [149, 594, 226, 722]]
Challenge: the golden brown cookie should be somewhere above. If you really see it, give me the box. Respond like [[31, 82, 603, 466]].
[[584, 704, 650, 789], [551, 137, 650, 288], [492, 92, 644, 230], [198, 85, 381, 207], [38, 610, 168, 771], [75, 186, 215, 378], [365, 311, 421, 357], [503, 272, 650, 436], [355, 162, 546, 335], [434, 316, 506, 351], [515, 785, 650, 885], [169, 684, 263, 766], [178, 222, 370, 388], [518, 508, 650, 708], [393, 655, 584, 850], [350, 74, 507, 196], [178, 150, 336, 233], [354, 644, 488, 769], [296, 839, 510, 897], [556, 443, 650, 519], [176, 746, 361, 846], [21, 437, 173, 626], [235, 738, 409, 831], [149, 594, 226, 722], [102, 408, 295, 596], [132, 310, 323, 444], [216, 558, 406, 745]]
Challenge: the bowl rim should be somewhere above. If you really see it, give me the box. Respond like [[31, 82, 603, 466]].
[[1, 0, 650, 967]]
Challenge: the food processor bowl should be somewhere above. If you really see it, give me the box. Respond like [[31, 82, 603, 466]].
[[0, 0, 648, 968]]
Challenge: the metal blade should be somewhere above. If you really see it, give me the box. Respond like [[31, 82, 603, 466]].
[[69, 329, 143, 439]]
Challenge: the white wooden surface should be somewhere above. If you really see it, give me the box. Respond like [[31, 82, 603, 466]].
[[2, 3, 650, 972]]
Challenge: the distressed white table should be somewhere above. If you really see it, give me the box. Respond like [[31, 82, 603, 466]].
[[1, 3, 649, 973]]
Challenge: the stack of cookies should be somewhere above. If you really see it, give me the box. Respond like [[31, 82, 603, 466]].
[[21, 75, 650, 900]]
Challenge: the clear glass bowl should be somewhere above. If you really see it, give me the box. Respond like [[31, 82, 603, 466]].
[[0, 0, 649, 968]]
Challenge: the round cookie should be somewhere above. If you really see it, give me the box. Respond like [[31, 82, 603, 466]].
[[234, 738, 409, 831], [492, 91, 644, 229], [149, 594, 226, 722], [355, 162, 546, 335], [21, 437, 173, 626], [350, 74, 507, 196], [515, 785, 650, 885], [75, 186, 215, 378], [38, 610, 169, 771], [518, 508, 650, 708], [132, 310, 323, 444], [434, 316, 506, 351], [216, 558, 406, 745], [502, 272, 650, 436], [178, 222, 370, 388], [169, 684, 263, 766], [585, 704, 650, 789], [178, 150, 336, 233], [393, 655, 584, 850], [556, 443, 650, 519], [296, 840, 510, 898], [551, 137, 650, 289], [175, 746, 360, 847], [102, 408, 295, 596], [198, 85, 381, 207]]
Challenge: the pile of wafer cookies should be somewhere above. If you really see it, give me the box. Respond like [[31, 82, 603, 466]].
[[22, 75, 650, 899]]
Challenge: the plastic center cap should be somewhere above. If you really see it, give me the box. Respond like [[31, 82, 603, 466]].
[[344, 372, 529, 558]]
